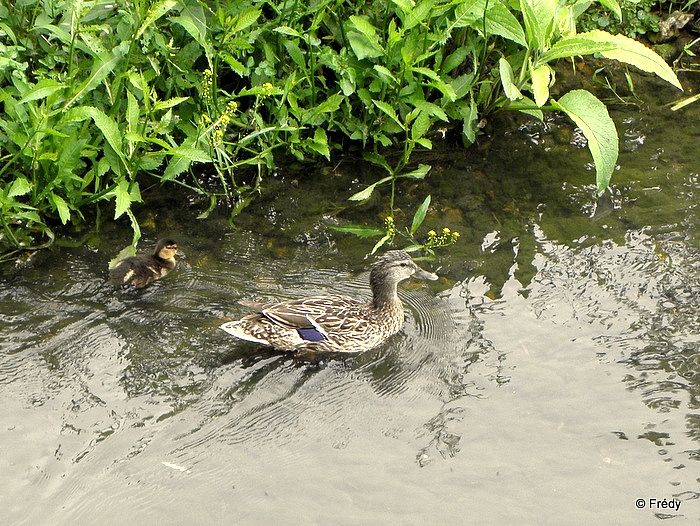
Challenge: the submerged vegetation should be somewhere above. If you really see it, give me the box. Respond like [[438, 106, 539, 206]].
[[0, 0, 686, 260]]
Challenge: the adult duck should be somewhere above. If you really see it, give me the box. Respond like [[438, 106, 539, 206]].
[[220, 250, 438, 353]]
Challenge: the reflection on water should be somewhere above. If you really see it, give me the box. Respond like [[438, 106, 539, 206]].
[[1, 82, 699, 523]]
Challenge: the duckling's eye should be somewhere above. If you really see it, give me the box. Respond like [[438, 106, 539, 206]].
[[399, 262, 409, 267]]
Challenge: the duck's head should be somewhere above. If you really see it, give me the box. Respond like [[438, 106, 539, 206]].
[[370, 250, 438, 289], [154, 239, 179, 260]]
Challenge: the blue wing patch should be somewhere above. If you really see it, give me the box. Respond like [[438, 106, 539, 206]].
[[297, 327, 327, 342]]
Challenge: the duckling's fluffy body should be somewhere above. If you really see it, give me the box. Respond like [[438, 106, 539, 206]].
[[108, 239, 178, 288], [220, 250, 438, 353]]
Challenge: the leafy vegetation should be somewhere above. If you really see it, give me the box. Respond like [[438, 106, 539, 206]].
[[0, 0, 684, 260]]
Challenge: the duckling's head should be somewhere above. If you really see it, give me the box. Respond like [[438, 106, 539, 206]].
[[154, 239, 178, 260], [370, 250, 438, 290]]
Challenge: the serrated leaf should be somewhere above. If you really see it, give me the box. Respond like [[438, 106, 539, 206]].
[[349, 15, 379, 40], [400, 164, 431, 179], [274, 26, 302, 38], [411, 195, 431, 235], [347, 32, 384, 60], [17, 79, 64, 104], [48, 192, 71, 224], [552, 90, 618, 192], [136, 0, 178, 39], [232, 8, 261, 33], [153, 96, 190, 112], [168, 146, 212, 163], [373, 99, 405, 130], [8, 177, 31, 197]]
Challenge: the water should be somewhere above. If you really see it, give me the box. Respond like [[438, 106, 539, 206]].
[[1, 76, 699, 524]]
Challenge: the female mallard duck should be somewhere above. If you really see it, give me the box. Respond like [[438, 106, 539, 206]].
[[108, 239, 179, 288], [220, 250, 438, 353]]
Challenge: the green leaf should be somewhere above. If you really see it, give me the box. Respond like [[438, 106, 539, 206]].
[[231, 8, 261, 33], [349, 15, 379, 40], [411, 111, 431, 140], [373, 99, 405, 130], [371, 233, 394, 254], [48, 192, 70, 224], [551, 90, 618, 193], [136, 0, 178, 39], [108, 244, 136, 270], [348, 175, 394, 201], [17, 80, 64, 104], [400, 164, 431, 180], [63, 105, 125, 169], [411, 195, 431, 235], [64, 54, 120, 108], [328, 225, 386, 238], [499, 58, 523, 101], [361, 152, 393, 174], [347, 32, 384, 60], [486, 2, 527, 47], [170, 3, 211, 57], [274, 26, 303, 38], [538, 31, 682, 90], [168, 146, 212, 163], [530, 63, 552, 107], [153, 96, 190, 112], [126, 90, 139, 134], [114, 179, 132, 219], [373, 65, 398, 85], [8, 177, 31, 197]]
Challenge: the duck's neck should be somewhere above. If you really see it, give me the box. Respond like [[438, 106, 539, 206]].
[[370, 278, 400, 309]]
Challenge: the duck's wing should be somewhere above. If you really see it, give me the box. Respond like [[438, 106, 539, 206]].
[[261, 295, 366, 341]]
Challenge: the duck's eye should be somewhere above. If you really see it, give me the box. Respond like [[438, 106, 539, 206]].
[[399, 262, 409, 267]]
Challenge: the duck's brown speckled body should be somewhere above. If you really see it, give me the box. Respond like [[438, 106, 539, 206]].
[[108, 239, 178, 288]]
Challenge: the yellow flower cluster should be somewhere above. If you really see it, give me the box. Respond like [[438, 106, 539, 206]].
[[201, 69, 213, 101], [260, 82, 274, 97], [426, 227, 460, 249]]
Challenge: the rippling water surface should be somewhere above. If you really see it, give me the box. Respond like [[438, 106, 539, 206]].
[[1, 78, 699, 524]]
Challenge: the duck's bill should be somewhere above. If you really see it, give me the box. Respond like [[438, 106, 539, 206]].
[[415, 267, 438, 281]]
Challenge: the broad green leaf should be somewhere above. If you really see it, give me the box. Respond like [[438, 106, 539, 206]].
[[411, 195, 431, 235], [373, 99, 405, 130], [274, 26, 302, 38], [499, 58, 523, 101], [63, 105, 125, 169], [136, 0, 178, 39], [113, 179, 132, 219], [552, 90, 618, 192], [308, 128, 330, 160], [349, 15, 379, 40], [530, 63, 552, 106], [411, 111, 431, 140], [373, 65, 397, 84], [108, 244, 136, 269], [539, 31, 682, 90], [65, 54, 120, 108], [371, 233, 394, 254], [348, 175, 394, 201], [8, 177, 31, 197], [153, 96, 190, 112], [520, 0, 557, 52], [412, 99, 448, 122], [400, 164, 431, 179], [443, 46, 471, 75], [284, 40, 306, 68], [347, 32, 383, 60], [48, 192, 70, 224], [170, 3, 211, 57], [168, 146, 212, 163], [404, 0, 435, 30], [17, 80, 64, 104], [231, 8, 261, 33], [486, 2, 527, 47], [597, 0, 622, 21], [509, 96, 544, 120]]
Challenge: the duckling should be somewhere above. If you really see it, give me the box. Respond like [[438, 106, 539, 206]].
[[220, 250, 438, 353], [108, 239, 179, 288]]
